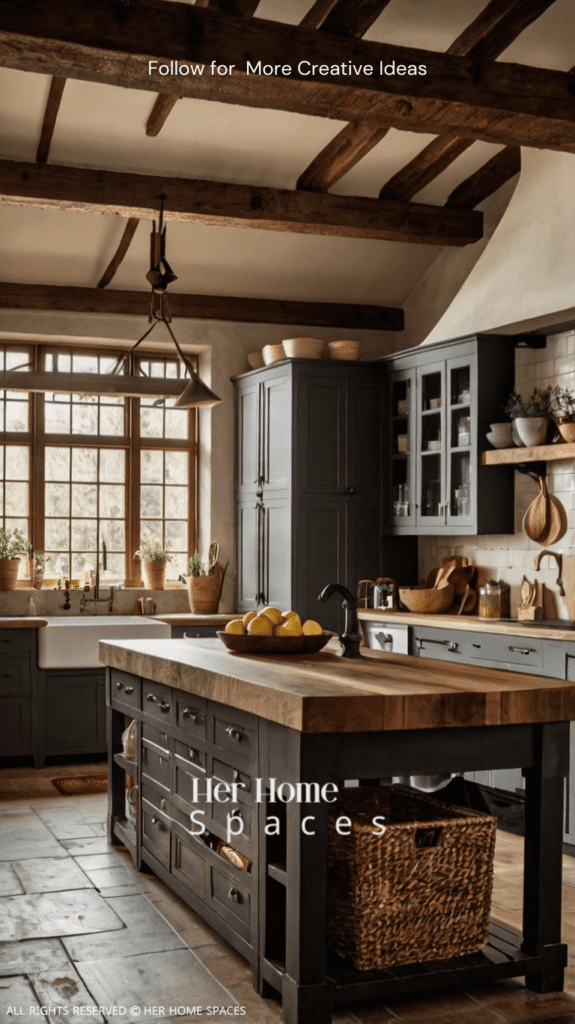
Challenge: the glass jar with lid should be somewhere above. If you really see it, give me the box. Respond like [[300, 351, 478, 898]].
[[478, 580, 510, 619]]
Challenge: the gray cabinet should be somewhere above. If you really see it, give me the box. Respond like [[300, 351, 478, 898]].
[[233, 360, 383, 631], [380, 334, 515, 535], [37, 669, 106, 764], [0, 629, 34, 758]]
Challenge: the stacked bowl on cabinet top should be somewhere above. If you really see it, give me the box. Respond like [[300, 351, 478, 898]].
[[247, 338, 361, 369]]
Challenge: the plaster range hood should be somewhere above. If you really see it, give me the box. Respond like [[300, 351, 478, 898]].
[[38, 615, 171, 669]]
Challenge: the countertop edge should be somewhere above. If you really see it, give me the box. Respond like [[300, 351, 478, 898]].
[[358, 609, 575, 641]]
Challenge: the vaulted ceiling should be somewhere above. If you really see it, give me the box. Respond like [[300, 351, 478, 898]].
[[0, 0, 573, 331]]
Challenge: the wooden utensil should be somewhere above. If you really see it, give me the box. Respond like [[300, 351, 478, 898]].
[[522, 476, 549, 542], [536, 481, 567, 547]]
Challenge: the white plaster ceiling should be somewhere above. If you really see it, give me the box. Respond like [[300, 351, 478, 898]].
[[0, 0, 572, 307]]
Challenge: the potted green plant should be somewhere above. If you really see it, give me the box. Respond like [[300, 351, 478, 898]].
[[504, 387, 553, 447], [32, 552, 47, 590], [134, 547, 172, 591], [550, 385, 575, 443], [0, 528, 30, 590]]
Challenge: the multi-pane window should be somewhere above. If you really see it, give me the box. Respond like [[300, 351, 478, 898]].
[[0, 344, 197, 584]]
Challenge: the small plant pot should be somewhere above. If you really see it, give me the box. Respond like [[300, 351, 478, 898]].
[[142, 560, 166, 591], [0, 558, 21, 590], [33, 567, 45, 590], [514, 416, 548, 448], [555, 415, 575, 444]]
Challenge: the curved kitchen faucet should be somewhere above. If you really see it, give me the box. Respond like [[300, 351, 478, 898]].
[[318, 582, 363, 658]]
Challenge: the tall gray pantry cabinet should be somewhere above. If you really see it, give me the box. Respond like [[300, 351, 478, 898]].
[[233, 360, 383, 632]]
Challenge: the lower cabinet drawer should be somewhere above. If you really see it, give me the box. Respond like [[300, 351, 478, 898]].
[[142, 722, 170, 754], [0, 659, 30, 697], [412, 628, 473, 662], [207, 865, 251, 940], [212, 704, 257, 764], [212, 756, 252, 798], [142, 743, 172, 793], [174, 693, 207, 740], [470, 635, 543, 670], [171, 829, 205, 897], [142, 680, 173, 724], [141, 792, 171, 869], [211, 797, 254, 846], [110, 670, 140, 710]]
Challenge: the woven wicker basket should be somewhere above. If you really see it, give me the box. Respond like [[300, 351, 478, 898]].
[[327, 786, 496, 971], [187, 561, 227, 613]]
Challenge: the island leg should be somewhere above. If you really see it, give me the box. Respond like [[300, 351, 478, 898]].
[[522, 721, 569, 992]]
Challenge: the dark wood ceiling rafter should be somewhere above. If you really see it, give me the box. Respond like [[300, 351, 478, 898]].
[[445, 145, 521, 209], [145, 0, 259, 137], [0, 282, 405, 332], [0, 160, 483, 246], [36, 75, 66, 163], [1, 3, 574, 150], [302, 0, 394, 38], [97, 217, 140, 288], [297, 0, 561, 195]]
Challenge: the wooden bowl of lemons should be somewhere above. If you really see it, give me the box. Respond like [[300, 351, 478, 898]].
[[218, 606, 331, 654]]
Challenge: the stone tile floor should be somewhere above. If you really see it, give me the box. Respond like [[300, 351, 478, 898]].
[[1, 762, 575, 1024]]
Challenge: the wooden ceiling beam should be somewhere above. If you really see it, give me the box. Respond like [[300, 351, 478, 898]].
[[304, 0, 393, 38], [36, 75, 66, 163], [0, 160, 483, 246], [146, 94, 179, 138], [194, 0, 260, 14], [0, 282, 405, 332], [0, 2, 574, 152], [379, 137, 474, 202], [298, 0, 560, 194], [97, 218, 140, 289], [445, 145, 521, 209]]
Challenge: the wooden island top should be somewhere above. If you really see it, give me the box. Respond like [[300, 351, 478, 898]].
[[99, 636, 575, 734]]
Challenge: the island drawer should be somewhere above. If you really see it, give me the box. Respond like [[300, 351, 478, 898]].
[[141, 743, 172, 793], [0, 630, 31, 655], [142, 680, 173, 724], [211, 704, 257, 764], [174, 739, 207, 775], [211, 798, 254, 846], [0, 659, 30, 697], [212, 756, 253, 800], [142, 721, 170, 754], [174, 693, 208, 739], [141, 789, 171, 869], [207, 864, 251, 940], [111, 670, 140, 710], [174, 758, 208, 809], [171, 829, 205, 896]]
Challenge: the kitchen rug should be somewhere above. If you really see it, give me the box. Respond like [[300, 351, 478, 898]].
[[51, 775, 108, 795]]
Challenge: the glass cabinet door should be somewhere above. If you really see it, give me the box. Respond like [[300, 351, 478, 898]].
[[446, 356, 474, 529], [416, 362, 446, 528], [387, 371, 416, 528]]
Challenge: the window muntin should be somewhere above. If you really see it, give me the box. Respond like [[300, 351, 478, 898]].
[[140, 448, 189, 578]]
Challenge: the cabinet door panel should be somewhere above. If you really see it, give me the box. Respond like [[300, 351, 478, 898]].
[[346, 378, 381, 498], [236, 381, 260, 493], [296, 376, 345, 495], [44, 673, 105, 752], [295, 501, 345, 631], [0, 698, 31, 753], [237, 501, 260, 612], [262, 375, 290, 492], [346, 501, 381, 593], [262, 499, 291, 611], [385, 370, 417, 530]]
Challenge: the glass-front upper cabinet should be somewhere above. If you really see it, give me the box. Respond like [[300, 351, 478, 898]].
[[380, 335, 515, 536]]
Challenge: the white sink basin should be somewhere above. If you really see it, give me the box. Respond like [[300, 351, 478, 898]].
[[38, 616, 171, 669]]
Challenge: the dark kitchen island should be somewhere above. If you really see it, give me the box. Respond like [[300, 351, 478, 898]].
[[100, 636, 575, 1024]]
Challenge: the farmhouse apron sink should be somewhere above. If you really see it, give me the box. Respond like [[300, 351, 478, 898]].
[[37, 615, 171, 669]]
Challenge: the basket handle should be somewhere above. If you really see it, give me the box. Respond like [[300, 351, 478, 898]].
[[415, 826, 443, 849]]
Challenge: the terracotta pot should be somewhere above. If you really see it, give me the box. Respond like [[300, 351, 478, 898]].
[[555, 415, 575, 444], [142, 559, 166, 591], [0, 558, 21, 591], [514, 417, 548, 447]]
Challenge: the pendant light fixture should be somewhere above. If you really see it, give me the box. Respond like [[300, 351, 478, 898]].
[[0, 201, 222, 408]]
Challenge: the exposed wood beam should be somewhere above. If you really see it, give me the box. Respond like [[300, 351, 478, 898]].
[[445, 145, 521, 209], [299, 0, 561, 194], [36, 75, 66, 163], [299, 0, 342, 31], [0, 283, 405, 332], [147, 0, 258, 137], [0, 161, 483, 246], [297, 122, 390, 193], [146, 94, 179, 138], [97, 218, 140, 289], [377, 0, 559, 202], [306, 0, 393, 38], [0, 3, 574, 152], [379, 137, 474, 202]]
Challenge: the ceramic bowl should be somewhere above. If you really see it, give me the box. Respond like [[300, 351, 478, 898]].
[[216, 631, 332, 655], [486, 431, 512, 449], [327, 341, 361, 361], [262, 343, 286, 366], [282, 338, 325, 359], [247, 351, 264, 369]]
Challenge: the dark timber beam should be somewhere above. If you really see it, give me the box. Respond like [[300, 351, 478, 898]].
[[298, 0, 560, 193], [36, 75, 66, 163], [379, 137, 474, 202], [303, 0, 393, 38], [0, 2, 574, 152], [97, 218, 140, 288], [445, 145, 521, 209], [0, 160, 483, 246], [0, 283, 405, 332], [146, 94, 179, 138]]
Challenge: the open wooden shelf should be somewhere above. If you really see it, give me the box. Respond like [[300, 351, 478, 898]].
[[481, 442, 575, 466]]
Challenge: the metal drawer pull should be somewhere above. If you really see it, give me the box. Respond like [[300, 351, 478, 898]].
[[472, 643, 481, 649], [160, 701, 170, 713], [125, 686, 134, 694], [1, 673, 14, 678], [228, 808, 243, 821], [160, 798, 167, 811], [225, 726, 242, 742], [188, 748, 198, 761], [416, 637, 458, 652], [182, 708, 201, 722], [116, 681, 123, 689], [146, 693, 157, 703], [233, 768, 249, 791], [228, 887, 241, 903], [509, 646, 536, 656], [151, 816, 165, 830]]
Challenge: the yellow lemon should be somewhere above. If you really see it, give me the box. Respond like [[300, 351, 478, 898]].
[[260, 606, 283, 625], [274, 614, 302, 636], [302, 619, 322, 636], [242, 610, 257, 628], [281, 611, 302, 630], [247, 614, 274, 636], [225, 619, 245, 634]]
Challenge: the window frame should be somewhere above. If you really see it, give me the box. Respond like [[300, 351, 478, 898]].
[[0, 342, 198, 584]]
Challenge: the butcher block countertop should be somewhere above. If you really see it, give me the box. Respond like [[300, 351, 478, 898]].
[[99, 636, 575, 735], [147, 612, 237, 625], [0, 617, 48, 627], [358, 608, 575, 641]]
